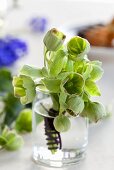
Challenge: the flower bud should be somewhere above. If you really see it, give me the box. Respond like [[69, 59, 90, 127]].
[[43, 28, 66, 51]]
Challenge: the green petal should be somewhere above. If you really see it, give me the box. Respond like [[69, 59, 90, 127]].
[[62, 73, 84, 95], [20, 65, 43, 79], [90, 65, 104, 81], [49, 49, 67, 77], [12, 76, 23, 87], [14, 87, 26, 97], [81, 102, 106, 122], [54, 114, 71, 132], [67, 96, 84, 114], [6, 134, 24, 150], [42, 78, 61, 93], [67, 36, 90, 60], [20, 75, 36, 104], [85, 79, 101, 96]]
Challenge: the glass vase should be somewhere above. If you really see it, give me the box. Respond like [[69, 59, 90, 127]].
[[32, 93, 88, 168]]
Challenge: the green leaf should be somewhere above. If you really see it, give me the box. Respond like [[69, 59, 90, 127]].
[[20, 65, 43, 79], [73, 59, 85, 72], [51, 93, 60, 111], [90, 65, 103, 81], [81, 102, 106, 122], [1, 126, 9, 138], [57, 72, 69, 80], [6, 132, 24, 150], [41, 67, 48, 77], [67, 96, 84, 114], [54, 114, 71, 132], [67, 36, 90, 60], [62, 73, 84, 95], [0, 100, 5, 114], [49, 49, 67, 77], [42, 78, 61, 93], [91, 60, 102, 67], [0, 127, 24, 151], [59, 92, 67, 113], [0, 69, 13, 93], [83, 64, 93, 80], [15, 109, 32, 132], [82, 92, 90, 102], [65, 59, 73, 72], [4, 93, 24, 126], [0, 136, 7, 146], [85, 79, 101, 96], [36, 83, 49, 93]]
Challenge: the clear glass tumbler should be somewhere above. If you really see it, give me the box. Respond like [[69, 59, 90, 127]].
[[32, 94, 88, 168]]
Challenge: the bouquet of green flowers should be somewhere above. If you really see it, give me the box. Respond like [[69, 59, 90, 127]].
[[13, 28, 106, 152]]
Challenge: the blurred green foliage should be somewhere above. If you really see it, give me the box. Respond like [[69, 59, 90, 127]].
[[0, 69, 32, 151]]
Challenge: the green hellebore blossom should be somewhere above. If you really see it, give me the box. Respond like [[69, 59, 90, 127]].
[[81, 101, 106, 122], [62, 73, 84, 95], [43, 28, 66, 51], [13, 75, 36, 105], [67, 36, 90, 61]]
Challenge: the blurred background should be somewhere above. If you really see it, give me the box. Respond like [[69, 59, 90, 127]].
[[0, 0, 113, 103], [0, 0, 114, 68], [0, 0, 114, 170]]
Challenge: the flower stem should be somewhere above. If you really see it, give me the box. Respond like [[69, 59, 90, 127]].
[[50, 93, 60, 112]]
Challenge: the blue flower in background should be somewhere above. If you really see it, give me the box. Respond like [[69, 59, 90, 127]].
[[29, 17, 48, 33], [0, 37, 27, 67]]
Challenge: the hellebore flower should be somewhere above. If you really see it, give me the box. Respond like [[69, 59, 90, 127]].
[[13, 75, 36, 105], [0, 37, 27, 67], [62, 73, 84, 95], [43, 28, 66, 51], [67, 36, 90, 61]]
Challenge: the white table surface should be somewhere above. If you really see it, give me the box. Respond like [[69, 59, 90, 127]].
[[0, 1, 114, 170]]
